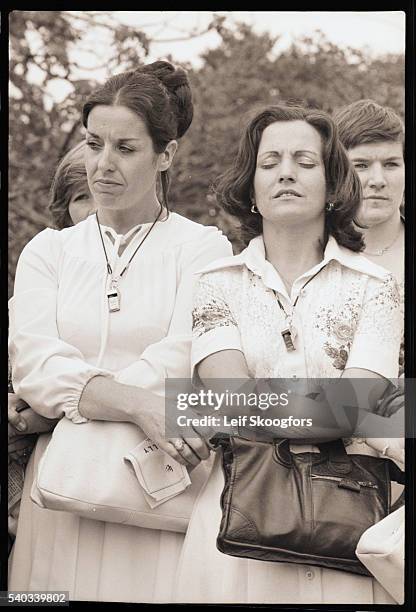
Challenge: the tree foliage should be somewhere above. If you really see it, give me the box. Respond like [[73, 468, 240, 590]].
[[9, 11, 405, 296], [168, 23, 404, 249]]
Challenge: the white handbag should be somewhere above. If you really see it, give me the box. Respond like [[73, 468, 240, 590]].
[[355, 505, 404, 604], [31, 417, 211, 533]]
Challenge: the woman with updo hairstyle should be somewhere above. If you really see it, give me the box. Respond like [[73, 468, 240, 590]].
[[9, 60, 232, 602], [81, 60, 194, 214]]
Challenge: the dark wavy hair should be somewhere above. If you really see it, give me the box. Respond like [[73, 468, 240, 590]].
[[82, 60, 193, 210], [49, 141, 89, 230], [214, 103, 364, 250], [333, 99, 404, 151]]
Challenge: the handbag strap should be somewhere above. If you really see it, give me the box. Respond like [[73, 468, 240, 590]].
[[317, 439, 353, 475], [388, 459, 405, 485], [274, 438, 352, 472], [272, 439, 348, 471]]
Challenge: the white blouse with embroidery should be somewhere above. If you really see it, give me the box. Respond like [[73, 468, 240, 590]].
[[192, 235, 402, 380], [173, 234, 403, 605]]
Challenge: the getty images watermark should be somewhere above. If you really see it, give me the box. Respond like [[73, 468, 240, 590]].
[[165, 378, 409, 440], [175, 387, 312, 430]]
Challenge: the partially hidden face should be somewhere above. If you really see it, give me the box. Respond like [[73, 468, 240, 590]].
[[253, 120, 327, 226], [85, 105, 160, 214], [68, 186, 96, 225], [347, 140, 404, 227]]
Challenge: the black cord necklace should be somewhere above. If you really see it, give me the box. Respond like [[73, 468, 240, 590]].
[[274, 266, 326, 351], [96, 207, 163, 312]]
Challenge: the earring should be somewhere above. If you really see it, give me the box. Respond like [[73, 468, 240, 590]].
[[325, 201, 335, 212], [250, 203, 259, 214]]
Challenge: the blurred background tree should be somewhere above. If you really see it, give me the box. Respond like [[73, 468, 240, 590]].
[[9, 11, 404, 296]]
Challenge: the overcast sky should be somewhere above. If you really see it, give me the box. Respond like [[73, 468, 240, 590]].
[[112, 11, 405, 63], [30, 11, 405, 104]]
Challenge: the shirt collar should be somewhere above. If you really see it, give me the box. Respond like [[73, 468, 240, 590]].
[[197, 234, 390, 287], [100, 222, 142, 244], [321, 236, 389, 279], [92, 209, 169, 244]]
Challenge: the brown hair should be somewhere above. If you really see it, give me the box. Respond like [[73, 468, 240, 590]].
[[82, 60, 193, 211], [214, 103, 364, 250], [333, 99, 404, 151], [49, 141, 89, 230]]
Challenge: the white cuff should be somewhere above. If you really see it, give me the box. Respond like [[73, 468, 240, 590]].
[[64, 370, 115, 424], [191, 325, 243, 378]]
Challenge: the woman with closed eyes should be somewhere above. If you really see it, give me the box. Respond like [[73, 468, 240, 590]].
[[173, 103, 402, 605]]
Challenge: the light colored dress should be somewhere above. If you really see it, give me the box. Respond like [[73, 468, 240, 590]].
[[8, 211, 232, 603], [174, 234, 402, 605]]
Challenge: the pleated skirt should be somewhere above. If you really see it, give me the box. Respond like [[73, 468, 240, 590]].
[[9, 434, 184, 603]]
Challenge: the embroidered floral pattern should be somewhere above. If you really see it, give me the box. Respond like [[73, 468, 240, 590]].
[[323, 342, 349, 370], [192, 278, 237, 338], [333, 323, 354, 342], [192, 256, 402, 380], [398, 341, 404, 377], [367, 274, 401, 311], [313, 274, 401, 372], [314, 298, 359, 370]]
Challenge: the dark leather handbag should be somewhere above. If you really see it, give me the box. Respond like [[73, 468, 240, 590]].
[[216, 436, 404, 575]]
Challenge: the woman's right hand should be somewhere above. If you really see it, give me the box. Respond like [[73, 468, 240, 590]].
[[78, 376, 211, 468], [134, 405, 211, 469]]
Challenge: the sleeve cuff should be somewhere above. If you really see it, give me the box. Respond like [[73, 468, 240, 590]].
[[64, 370, 115, 424], [191, 325, 243, 377], [347, 340, 400, 379], [64, 404, 90, 424]]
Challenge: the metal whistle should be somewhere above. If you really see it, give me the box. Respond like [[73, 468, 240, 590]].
[[281, 328, 295, 351], [107, 288, 120, 313]]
